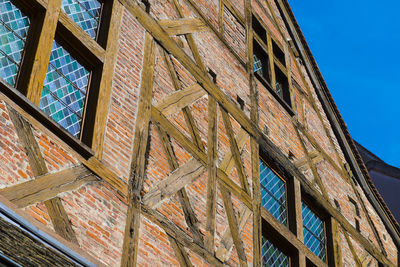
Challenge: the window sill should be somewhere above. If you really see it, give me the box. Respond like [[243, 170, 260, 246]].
[[255, 72, 295, 117], [0, 79, 94, 160]]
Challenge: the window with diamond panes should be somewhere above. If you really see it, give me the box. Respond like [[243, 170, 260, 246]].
[[260, 158, 287, 225], [262, 236, 289, 267], [0, 0, 30, 86], [62, 0, 102, 39], [39, 41, 90, 138], [302, 202, 327, 262]]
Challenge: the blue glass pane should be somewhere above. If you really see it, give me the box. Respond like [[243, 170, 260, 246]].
[[302, 202, 326, 262], [260, 159, 287, 225], [253, 54, 262, 74], [262, 236, 289, 267], [62, 0, 102, 39], [40, 41, 90, 138], [0, 0, 30, 86]]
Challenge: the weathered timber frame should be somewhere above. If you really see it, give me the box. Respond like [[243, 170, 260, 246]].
[[0, 0, 398, 266]]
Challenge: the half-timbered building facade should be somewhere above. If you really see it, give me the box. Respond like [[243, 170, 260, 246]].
[[0, 0, 398, 266]]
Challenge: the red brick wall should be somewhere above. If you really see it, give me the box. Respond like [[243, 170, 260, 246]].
[[0, 0, 397, 266]]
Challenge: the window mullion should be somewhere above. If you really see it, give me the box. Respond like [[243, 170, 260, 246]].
[[267, 34, 276, 90], [26, 0, 62, 105]]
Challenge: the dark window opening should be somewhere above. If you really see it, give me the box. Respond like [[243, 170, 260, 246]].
[[275, 65, 290, 106], [208, 69, 217, 83], [252, 15, 266, 39], [272, 39, 286, 67], [236, 95, 245, 110], [253, 40, 270, 83]]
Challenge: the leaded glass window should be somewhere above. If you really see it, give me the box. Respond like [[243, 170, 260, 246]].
[[302, 202, 327, 262], [39, 41, 90, 138], [260, 159, 287, 225], [262, 236, 289, 267], [62, 0, 102, 39], [254, 54, 263, 74], [0, 0, 30, 86]]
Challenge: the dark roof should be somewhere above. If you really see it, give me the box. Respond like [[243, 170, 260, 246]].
[[356, 141, 400, 180]]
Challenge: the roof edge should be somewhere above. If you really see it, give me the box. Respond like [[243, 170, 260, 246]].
[[277, 0, 400, 246]]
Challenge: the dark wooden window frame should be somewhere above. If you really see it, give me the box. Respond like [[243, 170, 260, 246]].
[[260, 151, 297, 234], [252, 12, 294, 116], [0, 0, 117, 158], [301, 192, 335, 266]]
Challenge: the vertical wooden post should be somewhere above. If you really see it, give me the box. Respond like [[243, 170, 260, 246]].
[[331, 218, 343, 267], [293, 178, 304, 241], [267, 35, 276, 90], [92, 0, 124, 158], [205, 95, 218, 252], [121, 32, 156, 266], [245, 0, 262, 265], [26, 0, 62, 105]]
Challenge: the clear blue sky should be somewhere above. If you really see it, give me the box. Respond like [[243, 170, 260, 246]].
[[288, 0, 400, 167]]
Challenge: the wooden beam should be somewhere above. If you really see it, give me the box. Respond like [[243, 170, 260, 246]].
[[219, 184, 248, 266], [154, 125, 203, 245], [343, 231, 362, 267], [219, 128, 248, 172], [92, 0, 124, 158], [261, 207, 327, 267], [220, 107, 250, 194], [141, 205, 224, 266], [205, 96, 218, 252], [155, 83, 206, 117], [7, 105, 77, 243], [45, 197, 78, 244], [26, 0, 62, 105], [223, 0, 245, 25], [142, 158, 204, 208], [215, 205, 251, 261], [158, 18, 208, 36], [151, 106, 252, 209], [0, 165, 97, 207], [171, 0, 207, 72], [218, 0, 224, 34], [331, 218, 343, 267], [168, 234, 194, 267], [58, 12, 105, 62], [121, 32, 156, 267], [161, 50, 205, 152]]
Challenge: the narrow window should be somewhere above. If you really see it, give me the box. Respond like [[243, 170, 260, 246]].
[[275, 65, 290, 105], [260, 158, 287, 225], [253, 41, 270, 83], [0, 0, 30, 86], [252, 15, 266, 39], [262, 236, 290, 266], [39, 41, 90, 138], [61, 0, 103, 39], [272, 39, 285, 67], [302, 201, 327, 262]]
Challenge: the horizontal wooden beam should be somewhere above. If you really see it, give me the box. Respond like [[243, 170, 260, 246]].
[[59, 11, 106, 62], [159, 18, 209, 35], [0, 165, 97, 207], [142, 158, 204, 208], [155, 83, 205, 117]]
